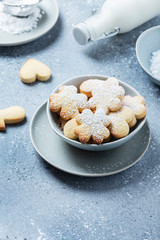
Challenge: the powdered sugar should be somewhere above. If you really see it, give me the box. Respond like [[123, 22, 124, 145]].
[[122, 95, 146, 119], [80, 78, 125, 114], [150, 49, 160, 80], [80, 79, 105, 94], [0, 3, 43, 34], [89, 85, 124, 114], [76, 109, 110, 143], [49, 85, 88, 120], [58, 85, 88, 109], [80, 109, 110, 126]]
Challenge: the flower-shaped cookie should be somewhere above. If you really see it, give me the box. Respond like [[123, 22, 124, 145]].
[[49, 85, 88, 120], [122, 95, 146, 120], [74, 109, 111, 144], [88, 78, 125, 114], [80, 79, 105, 97], [108, 106, 134, 138]]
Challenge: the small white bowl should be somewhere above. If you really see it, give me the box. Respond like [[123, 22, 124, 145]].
[[136, 25, 160, 86], [47, 75, 146, 151]]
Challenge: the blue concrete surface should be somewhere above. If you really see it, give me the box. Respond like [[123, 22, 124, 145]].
[[0, 0, 160, 239]]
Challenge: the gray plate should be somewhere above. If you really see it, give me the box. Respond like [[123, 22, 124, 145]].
[[0, 0, 59, 46], [30, 102, 151, 177]]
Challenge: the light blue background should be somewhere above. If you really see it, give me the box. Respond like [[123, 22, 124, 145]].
[[0, 0, 159, 239]]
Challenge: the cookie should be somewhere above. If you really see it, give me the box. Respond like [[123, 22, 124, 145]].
[[49, 85, 88, 120], [80, 77, 124, 97], [64, 118, 78, 140], [80, 79, 105, 97], [128, 115, 137, 128], [122, 95, 146, 120], [74, 109, 110, 144], [0, 106, 26, 131], [59, 117, 67, 130], [88, 78, 125, 114], [108, 106, 134, 138], [20, 59, 51, 83]]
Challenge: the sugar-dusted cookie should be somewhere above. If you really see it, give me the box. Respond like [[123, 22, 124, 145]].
[[80, 77, 124, 98], [108, 106, 134, 138], [0, 106, 26, 131], [49, 85, 88, 120], [80, 79, 105, 97], [20, 59, 51, 83], [74, 109, 110, 144], [64, 118, 78, 140], [122, 95, 146, 120], [88, 78, 125, 114]]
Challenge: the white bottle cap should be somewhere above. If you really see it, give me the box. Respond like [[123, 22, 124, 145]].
[[73, 23, 91, 45]]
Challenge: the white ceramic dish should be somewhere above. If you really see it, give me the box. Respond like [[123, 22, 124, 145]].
[[30, 102, 150, 177], [47, 75, 146, 151], [0, 0, 59, 46], [136, 25, 160, 86]]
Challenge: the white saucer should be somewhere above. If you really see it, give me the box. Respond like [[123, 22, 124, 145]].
[[30, 102, 151, 177], [0, 0, 59, 46]]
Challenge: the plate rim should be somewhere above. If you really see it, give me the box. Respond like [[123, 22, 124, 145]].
[[0, 0, 59, 46], [30, 101, 151, 177], [136, 25, 160, 85]]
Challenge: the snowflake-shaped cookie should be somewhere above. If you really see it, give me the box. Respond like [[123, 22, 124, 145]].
[[49, 85, 88, 120], [74, 109, 111, 144], [84, 77, 125, 114], [80, 79, 105, 97]]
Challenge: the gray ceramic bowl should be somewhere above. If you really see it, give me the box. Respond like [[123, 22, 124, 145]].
[[136, 25, 160, 86], [47, 75, 146, 151]]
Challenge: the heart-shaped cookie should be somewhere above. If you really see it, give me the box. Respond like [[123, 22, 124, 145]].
[[0, 106, 26, 131], [20, 59, 51, 83]]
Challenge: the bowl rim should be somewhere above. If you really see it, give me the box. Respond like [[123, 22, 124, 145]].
[[47, 74, 146, 149], [136, 25, 160, 83]]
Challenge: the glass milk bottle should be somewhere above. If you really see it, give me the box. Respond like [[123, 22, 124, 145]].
[[73, 0, 160, 45]]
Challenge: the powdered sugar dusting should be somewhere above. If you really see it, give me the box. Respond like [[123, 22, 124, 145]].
[[89, 84, 124, 113], [80, 79, 105, 93], [122, 96, 146, 117], [76, 109, 110, 143], [150, 49, 160, 80], [0, 3, 43, 34], [81, 78, 125, 114], [50, 85, 88, 119]]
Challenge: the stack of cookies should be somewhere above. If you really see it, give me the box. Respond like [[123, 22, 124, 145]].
[[49, 78, 146, 144]]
